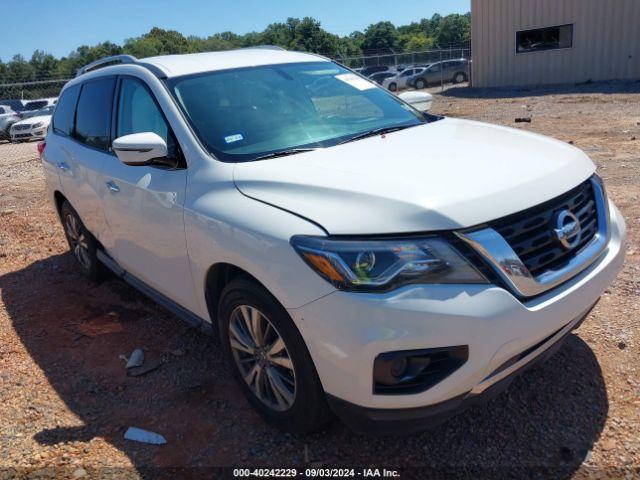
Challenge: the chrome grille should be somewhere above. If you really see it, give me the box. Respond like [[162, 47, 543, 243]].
[[491, 180, 598, 277], [456, 175, 609, 298], [13, 124, 31, 131]]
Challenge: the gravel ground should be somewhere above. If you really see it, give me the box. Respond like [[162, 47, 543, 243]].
[[0, 80, 638, 479]]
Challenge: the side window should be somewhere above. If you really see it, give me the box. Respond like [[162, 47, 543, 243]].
[[517, 24, 573, 53], [116, 77, 177, 157], [75, 77, 115, 151], [52, 84, 80, 136]]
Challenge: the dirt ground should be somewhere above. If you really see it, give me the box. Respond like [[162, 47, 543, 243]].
[[0, 80, 638, 479]]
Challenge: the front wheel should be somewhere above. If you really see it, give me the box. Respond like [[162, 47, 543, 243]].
[[415, 78, 426, 89], [218, 277, 332, 434], [388, 82, 397, 92]]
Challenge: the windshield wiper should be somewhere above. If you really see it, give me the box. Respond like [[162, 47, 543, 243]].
[[337, 125, 411, 145], [251, 148, 318, 161]]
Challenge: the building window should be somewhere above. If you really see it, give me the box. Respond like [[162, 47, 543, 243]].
[[516, 24, 573, 53]]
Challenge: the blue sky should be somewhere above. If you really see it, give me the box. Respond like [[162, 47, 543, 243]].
[[0, 0, 470, 60]]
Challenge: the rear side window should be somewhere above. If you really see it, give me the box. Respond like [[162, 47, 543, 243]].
[[75, 77, 115, 151], [52, 84, 80, 136]]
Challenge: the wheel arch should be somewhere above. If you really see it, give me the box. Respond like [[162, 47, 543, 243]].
[[204, 262, 271, 323], [53, 190, 67, 220]]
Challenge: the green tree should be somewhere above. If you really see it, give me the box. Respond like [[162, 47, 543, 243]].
[[435, 14, 470, 46], [6, 55, 36, 83], [292, 17, 339, 55], [402, 34, 434, 51], [124, 27, 190, 57], [0, 59, 7, 84], [0, 12, 473, 86], [361, 21, 398, 53], [30, 50, 58, 79]]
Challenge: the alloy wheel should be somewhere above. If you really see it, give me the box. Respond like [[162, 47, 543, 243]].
[[228, 305, 296, 411], [64, 213, 91, 269]]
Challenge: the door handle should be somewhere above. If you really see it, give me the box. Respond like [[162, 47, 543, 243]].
[[57, 162, 70, 172], [105, 180, 120, 193]]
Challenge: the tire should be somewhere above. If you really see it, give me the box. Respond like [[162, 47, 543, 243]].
[[218, 277, 332, 434], [453, 72, 467, 84], [388, 82, 397, 92], [60, 201, 107, 282], [415, 78, 426, 89]]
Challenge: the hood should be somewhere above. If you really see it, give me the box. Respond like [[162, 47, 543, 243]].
[[233, 118, 595, 235], [13, 115, 51, 127]]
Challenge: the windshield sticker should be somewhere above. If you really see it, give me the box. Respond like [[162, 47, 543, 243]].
[[224, 133, 244, 144], [335, 73, 376, 91]]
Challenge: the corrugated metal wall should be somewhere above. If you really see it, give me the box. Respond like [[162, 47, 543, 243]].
[[471, 0, 640, 87]]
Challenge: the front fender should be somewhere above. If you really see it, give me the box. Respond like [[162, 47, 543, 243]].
[[184, 182, 335, 322]]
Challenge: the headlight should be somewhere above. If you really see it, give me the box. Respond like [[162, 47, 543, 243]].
[[32, 122, 43, 128], [291, 235, 487, 292]]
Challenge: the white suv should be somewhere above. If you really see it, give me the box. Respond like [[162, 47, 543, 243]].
[[42, 48, 626, 435]]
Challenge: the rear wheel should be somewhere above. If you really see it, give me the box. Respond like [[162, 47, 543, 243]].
[[388, 82, 397, 92], [415, 78, 426, 89], [60, 201, 107, 281], [453, 72, 467, 84], [218, 277, 332, 433]]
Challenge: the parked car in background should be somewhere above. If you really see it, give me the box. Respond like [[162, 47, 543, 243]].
[[9, 105, 54, 142], [0, 106, 17, 117], [0, 105, 21, 141], [368, 71, 397, 85], [22, 97, 57, 112], [382, 67, 427, 91], [0, 99, 26, 113], [358, 65, 391, 77], [407, 59, 469, 89]]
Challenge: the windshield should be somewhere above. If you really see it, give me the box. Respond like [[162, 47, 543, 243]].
[[167, 61, 427, 162], [24, 101, 48, 111], [34, 106, 54, 116]]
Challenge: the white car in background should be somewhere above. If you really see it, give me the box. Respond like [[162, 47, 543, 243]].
[[22, 97, 58, 112], [10, 105, 54, 142], [382, 67, 427, 91]]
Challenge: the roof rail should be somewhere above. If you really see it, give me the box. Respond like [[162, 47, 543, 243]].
[[243, 45, 287, 51], [76, 54, 167, 78]]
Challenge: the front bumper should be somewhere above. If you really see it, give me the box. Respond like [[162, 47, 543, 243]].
[[326, 304, 592, 435], [288, 202, 626, 430], [10, 129, 45, 141]]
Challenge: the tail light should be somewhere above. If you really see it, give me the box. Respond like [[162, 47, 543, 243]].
[[37, 141, 46, 159]]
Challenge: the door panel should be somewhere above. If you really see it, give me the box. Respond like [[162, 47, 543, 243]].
[[99, 163, 197, 311], [57, 139, 110, 239], [98, 75, 197, 312], [58, 78, 115, 240]]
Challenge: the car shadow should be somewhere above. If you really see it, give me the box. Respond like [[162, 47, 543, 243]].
[[442, 79, 640, 99], [1, 252, 608, 477]]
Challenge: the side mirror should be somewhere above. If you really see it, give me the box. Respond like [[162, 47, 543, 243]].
[[398, 91, 433, 112], [112, 132, 168, 166]]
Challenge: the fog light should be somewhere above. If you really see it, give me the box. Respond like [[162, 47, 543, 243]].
[[373, 345, 468, 395], [390, 357, 408, 378]]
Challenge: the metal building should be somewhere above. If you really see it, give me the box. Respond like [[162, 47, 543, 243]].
[[471, 0, 640, 87]]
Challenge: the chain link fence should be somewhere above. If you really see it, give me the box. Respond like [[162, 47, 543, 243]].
[[336, 43, 471, 92]]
